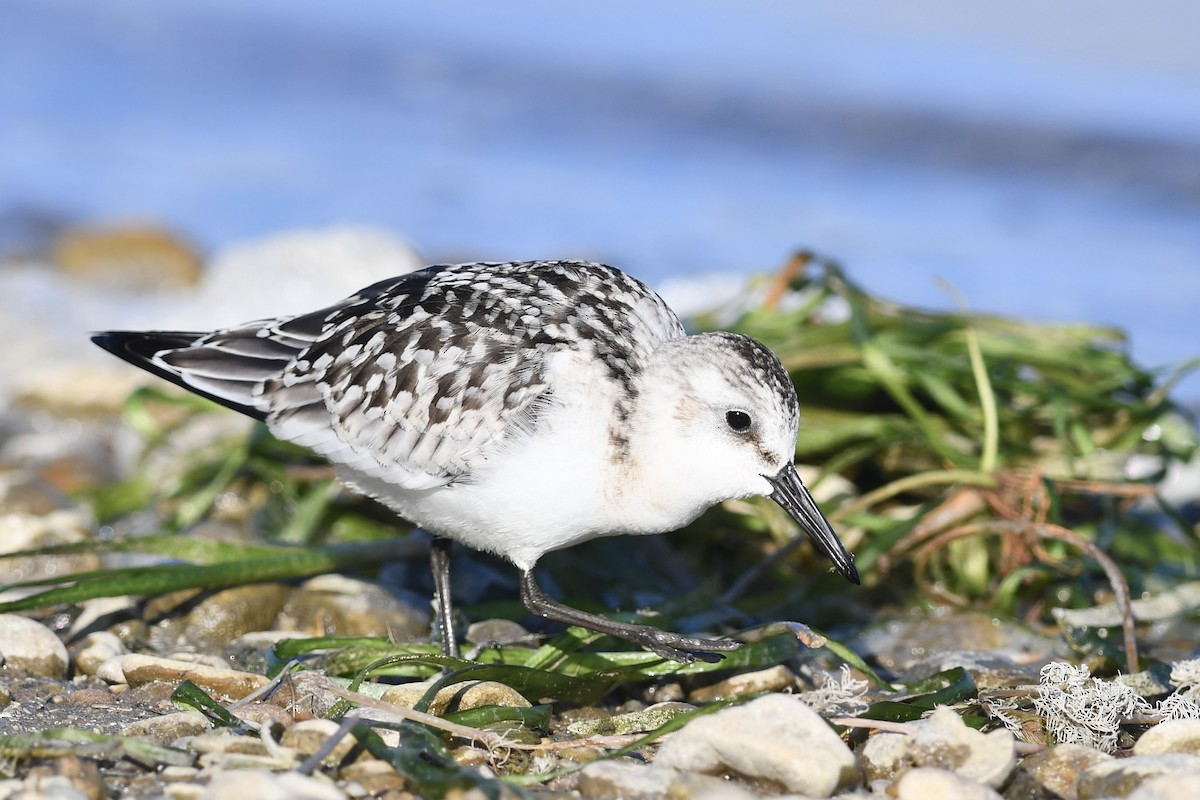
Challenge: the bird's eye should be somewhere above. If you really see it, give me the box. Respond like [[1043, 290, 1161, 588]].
[[725, 410, 752, 432]]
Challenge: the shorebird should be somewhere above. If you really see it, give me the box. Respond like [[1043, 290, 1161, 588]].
[[93, 260, 858, 662]]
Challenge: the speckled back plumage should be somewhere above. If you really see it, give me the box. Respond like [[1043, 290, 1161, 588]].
[[104, 261, 685, 490]]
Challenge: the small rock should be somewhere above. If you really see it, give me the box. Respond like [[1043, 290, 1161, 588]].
[[280, 719, 360, 766], [666, 770, 762, 799], [0, 469, 71, 515], [179, 584, 294, 652], [1078, 754, 1200, 799], [199, 768, 347, 800], [230, 701, 295, 729], [894, 767, 1002, 800], [186, 733, 273, 757], [0, 510, 100, 592], [860, 706, 1016, 789], [566, 702, 695, 737], [1007, 743, 1112, 800], [263, 670, 343, 720], [566, 705, 700, 743], [52, 223, 203, 290], [0, 774, 90, 800], [855, 611, 1064, 675], [654, 693, 860, 797], [21, 754, 105, 800], [578, 760, 676, 799], [908, 706, 1015, 788], [100, 653, 270, 699], [122, 711, 211, 744], [465, 618, 537, 648], [860, 727, 913, 783], [380, 679, 531, 714], [1126, 773, 1200, 800], [0, 614, 69, 677], [687, 664, 796, 703], [68, 596, 139, 640], [73, 631, 127, 676], [1135, 719, 1200, 757], [339, 761, 404, 796], [160, 765, 201, 782], [275, 574, 428, 640]]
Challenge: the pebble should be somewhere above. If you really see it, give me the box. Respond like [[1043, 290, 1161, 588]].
[[654, 693, 860, 797], [860, 706, 1015, 788], [97, 653, 270, 699], [464, 618, 537, 648], [175, 584, 294, 653], [274, 573, 429, 640], [0, 510, 100, 591], [894, 767, 1002, 800], [566, 701, 695, 737], [338, 761, 406, 796], [854, 610, 1064, 676], [908, 706, 1015, 788], [280, 718, 361, 766], [380, 679, 531, 714], [0, 614, 69, 677], [1006, 743, 1112, 800], [1078, 754, 1200, 799], [578, 760, 676, 800], [199, 768, 348, 800], [687, 664, 796, 703], [1134, 719, 1200, 757], [122, 711, 212, 744], [73, 631, 127, 676]]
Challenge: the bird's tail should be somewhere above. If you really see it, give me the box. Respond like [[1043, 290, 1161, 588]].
[[91, 328, 293, 421]]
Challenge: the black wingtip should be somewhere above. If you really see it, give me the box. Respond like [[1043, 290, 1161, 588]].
[[90, 330, 269, 422]]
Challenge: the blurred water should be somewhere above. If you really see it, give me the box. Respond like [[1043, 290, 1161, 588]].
[[2, 0, 1198, 399]]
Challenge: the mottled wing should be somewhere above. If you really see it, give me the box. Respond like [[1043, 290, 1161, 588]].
[[263, 261, 684, 490]]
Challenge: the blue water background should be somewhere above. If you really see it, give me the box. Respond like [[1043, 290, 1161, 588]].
[[2, 0, 1198, 400]]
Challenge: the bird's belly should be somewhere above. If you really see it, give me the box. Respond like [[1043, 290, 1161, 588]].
[[335, 425, 622, 571]]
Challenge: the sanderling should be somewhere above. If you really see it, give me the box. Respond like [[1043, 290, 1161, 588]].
[[93, 260, 858, 662]]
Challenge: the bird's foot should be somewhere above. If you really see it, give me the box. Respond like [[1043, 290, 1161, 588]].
[[630, 626, 742, 664]]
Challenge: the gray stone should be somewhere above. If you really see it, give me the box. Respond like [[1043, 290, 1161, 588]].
[[275, 574, 428, 640], [1126, 773, 1200, 800], [895, 767, 1002, 800], [280, 719, 360, 766], [688, 664, 796, 703], [1078, 754, 1200, 799], [380, 678, 531, 714], [180, 583, 293, 651], [1008, 743, 1112, 800], [578, 761, 676, 799], [859, 706, 1015, 789], [73, 631, 126, 676], [0, 614, 69, 677], [199, 769, 347, 800], [122, 711, 211, 744], [1134, 719, 1200, 757], [909, 706, 1015, 788], [860, 728, 912, 783], [654, 693, 860, 797]]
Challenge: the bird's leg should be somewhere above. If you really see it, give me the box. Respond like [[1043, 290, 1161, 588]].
[[518, 569, 739, 664], [429, 537, 459, 658]]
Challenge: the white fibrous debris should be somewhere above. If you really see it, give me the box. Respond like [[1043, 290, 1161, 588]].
[[1033, 662, 1151, 753], [800, 664, 870, 717], [981, 694, 1026, 739], [1169, 657, 1200, 697], [1158, 692, 1200, 720]]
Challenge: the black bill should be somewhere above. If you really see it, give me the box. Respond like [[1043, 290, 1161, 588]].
[[766, 465, 860, 585]]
